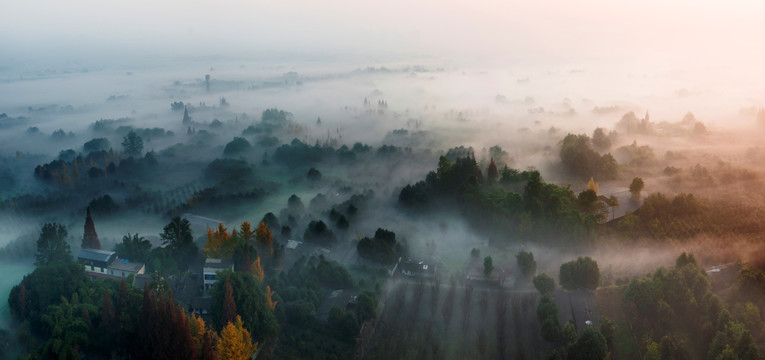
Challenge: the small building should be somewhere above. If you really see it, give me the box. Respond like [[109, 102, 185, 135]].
[[399, 259, 438, 278], [203, 258, 234, 292], [107, 258, 146, 279], [79, 248, 118, 276], [78, 248, 146, 281]]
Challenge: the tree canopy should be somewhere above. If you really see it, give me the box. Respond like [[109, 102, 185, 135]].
[[121, 131, 144, 158], [35, 223, 71, 267], [559, 257, 600, 290]]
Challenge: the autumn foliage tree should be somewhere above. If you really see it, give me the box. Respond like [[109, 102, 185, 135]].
[[251, 257, 264, 282], [138, 287, 196, 360], [255, 221, 274, 255], [217, 316, 257, 360], [266, 285, 278, 311], [205, 223, 237, 259], [221, 280, 237, 329]]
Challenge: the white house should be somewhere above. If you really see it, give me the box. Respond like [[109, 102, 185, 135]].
[[78, 248, 145, 280], [203, 258, 234, 292]]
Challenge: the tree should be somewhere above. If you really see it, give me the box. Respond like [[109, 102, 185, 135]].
[[121, 131, 144, 158], [533, 273, 555, 296], [559, 257, 600, 290], [592, 127, 612, 151], [599, 317, 616, 351], [306, 167, 322, 181], [484, 256, 494, 276], [251, 257, 264, 282], [568, 327, 608, 360], [356, 291, 377, 323], [115, 233, 151, 263], [487, 158, 498, 182], [81, 207, 101, 249], [223, 137, 251, 156], [630, 177, 645, 199], [83, 137, 111, 153], [516, 251, 537, 280], [201, 331, 217, 360], [160, 216, 197, 266], [39, 296, 89, 360], [35, 223, 71, 266], [587, 177, 599, 194], [217, 316, 257, 360], [205, 223, 237, 259], [255, 222, 274, 255], [221, 280, 237, 329], [210, 271, 278, 339], [266, 285, 278, 311]]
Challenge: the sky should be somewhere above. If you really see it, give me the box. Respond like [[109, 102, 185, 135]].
[[2, 0, 764, 71]]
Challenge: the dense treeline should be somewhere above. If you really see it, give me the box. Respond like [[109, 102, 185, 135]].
[[399, 155, 599, 244], [609, 192, 765, 242], [622, 253, 761, 359]]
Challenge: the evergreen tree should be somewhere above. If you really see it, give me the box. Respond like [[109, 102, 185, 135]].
[[487, 157, 498, 181], [82, 207, 101, 249]]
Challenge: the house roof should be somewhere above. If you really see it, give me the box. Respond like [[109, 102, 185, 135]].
[[400, 259, 437, 274], [108, 259, 145, 272], [78, 248, 117, 263], [204, 258, 233, 269]]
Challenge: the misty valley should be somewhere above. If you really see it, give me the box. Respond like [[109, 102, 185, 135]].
[[2, 60, 765, 360]]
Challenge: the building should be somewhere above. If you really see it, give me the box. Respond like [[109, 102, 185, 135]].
[[107, 258, 146, 279], [77, 248, 145, 280], [203, 258, 234, 292], [399, 259, 438, 279]]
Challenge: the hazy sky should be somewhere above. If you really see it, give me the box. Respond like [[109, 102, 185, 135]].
[[2, 0, 763, 70]]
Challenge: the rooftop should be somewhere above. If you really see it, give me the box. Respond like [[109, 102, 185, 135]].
[[204, 258, 233, 269], [78, 248, 117, 263], [108, 259, 145, 272]]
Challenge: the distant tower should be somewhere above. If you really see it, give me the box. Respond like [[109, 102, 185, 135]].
[[182, 107, 190, 124], [205, 74, 210, 92], [644, 111, 650, 122], [82, 207, 101, 249]]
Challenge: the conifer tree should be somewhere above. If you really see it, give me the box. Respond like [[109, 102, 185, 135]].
[[217, 316, 256, 360], [221, 280, 237, 329], [487, 157, 498, 181], [82, 207, 101, 249]]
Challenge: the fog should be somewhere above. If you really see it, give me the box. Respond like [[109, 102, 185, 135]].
[[2, 2, 765, 358]]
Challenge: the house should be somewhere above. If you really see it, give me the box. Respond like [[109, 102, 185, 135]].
[[107, 258, 146, 279], [203, 258, 234, 292], [399, 259, 438, 279], [77, 248, 145, 280], [79, 249, 118, 276]]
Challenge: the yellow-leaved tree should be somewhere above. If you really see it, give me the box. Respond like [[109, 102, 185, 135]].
[[252, 256, 265, 283], [587, 177, 598, 195], [189, 313, 207, 355], [205, 223, 237, 259], [266, 285, 278, 311], [217, 315, 257, 360], [255, 222, 274, 255]]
